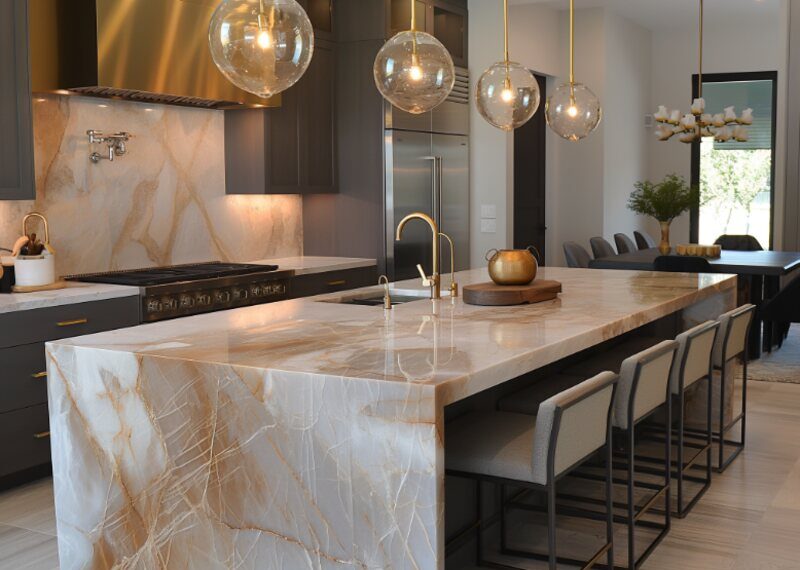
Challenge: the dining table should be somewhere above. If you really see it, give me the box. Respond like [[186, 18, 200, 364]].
[[589, 248, 800, 359]]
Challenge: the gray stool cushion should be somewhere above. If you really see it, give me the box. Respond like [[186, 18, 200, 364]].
[[614, 340, 678, 429], [498, 374, 585, 415], [671, 321, 717, 395], [446, 411, 539, 483], [713, 305, 755, 367]]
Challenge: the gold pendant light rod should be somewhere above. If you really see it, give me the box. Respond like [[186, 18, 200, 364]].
[[503, 0, 510, 63], [569, 0, 575, 86], [410, 0, 416, 32]]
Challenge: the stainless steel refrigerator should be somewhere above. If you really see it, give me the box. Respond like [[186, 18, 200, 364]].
[[384, 68, 470, 281]]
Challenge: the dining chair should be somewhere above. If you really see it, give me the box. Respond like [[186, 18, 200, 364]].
[[563, 242, 592, 268], [634, 231, 657, 250], [653, 256, 711, 273], [590, 237, 617, 259], [447, 372, 618, 569], [714, 234, 763, 251], [614, 233, 638, 254]]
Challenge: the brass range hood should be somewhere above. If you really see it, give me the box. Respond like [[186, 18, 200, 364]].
[[29, 0, 280, 110]]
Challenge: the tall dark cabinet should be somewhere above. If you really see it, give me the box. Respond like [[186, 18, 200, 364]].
[[225, 0, 337, 195], [0, 0, 35, 201]]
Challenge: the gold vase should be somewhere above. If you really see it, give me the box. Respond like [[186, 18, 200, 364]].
[[658, 221, 672, 255]]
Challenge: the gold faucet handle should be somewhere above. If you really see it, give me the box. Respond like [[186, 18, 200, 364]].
[[379, 275, 392, 310], [415, 264, 436, 288]]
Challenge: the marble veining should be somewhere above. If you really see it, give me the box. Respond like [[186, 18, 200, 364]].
[[0, 96, 302, 276], [47, 268, 736, 569]]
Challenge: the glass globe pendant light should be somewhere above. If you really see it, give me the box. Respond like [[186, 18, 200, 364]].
[[373, 0, 456, 114], [476, 0, 540, 131], [209, 0, 314, 99], [545, 0, 602, 141]]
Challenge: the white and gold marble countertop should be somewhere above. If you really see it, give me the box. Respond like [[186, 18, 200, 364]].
[[0, 257, 374, 315], [46, 267, 736, 569], [250, 255, 376, 275], [0, 282, 139, 314], [51, 267, 735, 406]]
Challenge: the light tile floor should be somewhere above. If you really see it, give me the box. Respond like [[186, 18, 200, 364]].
[[2, 382, 800, 569]]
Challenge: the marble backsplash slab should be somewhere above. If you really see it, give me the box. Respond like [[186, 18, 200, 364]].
[[0, 95, 302, 276]]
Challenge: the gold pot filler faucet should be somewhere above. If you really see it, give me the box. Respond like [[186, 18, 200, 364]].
[[395, 212, 458, 300]]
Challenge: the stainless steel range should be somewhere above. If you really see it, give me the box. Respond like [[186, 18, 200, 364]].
[[66, 262, 293, 322]]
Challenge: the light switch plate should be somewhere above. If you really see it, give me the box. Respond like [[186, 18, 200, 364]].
[[481, 219, 497, 234], [480, 204, 497, 219]]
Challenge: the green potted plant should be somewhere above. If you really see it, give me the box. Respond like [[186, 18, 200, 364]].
[[627, 174, 700, 254]]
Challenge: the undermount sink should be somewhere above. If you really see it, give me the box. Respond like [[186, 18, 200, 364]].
[[320, 288, 447, 306]]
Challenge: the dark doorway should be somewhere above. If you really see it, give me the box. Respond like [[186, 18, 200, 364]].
[[513, 73, 547, 263]]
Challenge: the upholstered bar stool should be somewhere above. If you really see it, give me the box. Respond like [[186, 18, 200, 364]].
[[446, 372, 618, 570], [672, 321, 719, 515], [638, 321, 719, 518], [610, 341, 678, 570], [710, 304, 756, 472]]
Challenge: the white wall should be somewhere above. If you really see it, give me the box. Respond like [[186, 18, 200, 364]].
[[468, 0, 513, 267], [548, 8, 607, 263], [648, 16, 784, 245], [783, 0, 800, 250], [602, 11, 652, 243]]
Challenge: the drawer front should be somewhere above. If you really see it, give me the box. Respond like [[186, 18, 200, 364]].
[[0, 404, 51, 477], [0, 343, 47, 414], [289, 266, 377, 299], [0, 296, 140, 348]]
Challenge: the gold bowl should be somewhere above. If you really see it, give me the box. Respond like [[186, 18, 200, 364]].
[[486, 247, 540, 286]]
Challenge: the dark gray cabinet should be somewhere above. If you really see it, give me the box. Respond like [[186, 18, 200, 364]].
[[225, 35, 337, 195], [0, 0, 35, 200], [388, 0, 468, 67], [0, 296, 140, 487]]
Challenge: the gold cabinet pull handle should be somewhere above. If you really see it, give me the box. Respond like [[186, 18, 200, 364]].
[[327, 280, 346, 287], [33, 431, 50, 439], [56, 318, 88, 327], [31, 371, 48, 379]]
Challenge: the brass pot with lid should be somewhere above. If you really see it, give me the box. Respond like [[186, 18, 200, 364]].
[[486, 246, 541, 286]]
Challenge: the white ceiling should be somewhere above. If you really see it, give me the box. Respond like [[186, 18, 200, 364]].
[[509, 0, 780, 31]]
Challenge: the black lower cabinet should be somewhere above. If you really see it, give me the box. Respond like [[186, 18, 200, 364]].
[[289, 266, 377, 298], [0, 296, 140, 489], [0, 405, 51, 479]]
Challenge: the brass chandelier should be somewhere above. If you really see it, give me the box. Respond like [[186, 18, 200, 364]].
[[654, 0, 753, 144]]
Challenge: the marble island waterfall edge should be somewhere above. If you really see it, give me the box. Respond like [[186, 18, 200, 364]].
[[45, 267, 737, 569]]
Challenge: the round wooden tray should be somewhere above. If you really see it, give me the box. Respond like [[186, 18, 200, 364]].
[[463, 280, 562, 306]]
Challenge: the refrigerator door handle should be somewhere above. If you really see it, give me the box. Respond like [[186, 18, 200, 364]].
[[421, 156, 443, 227]]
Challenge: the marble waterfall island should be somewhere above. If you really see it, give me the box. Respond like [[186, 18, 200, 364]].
[[46, 267, 736, 569]]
